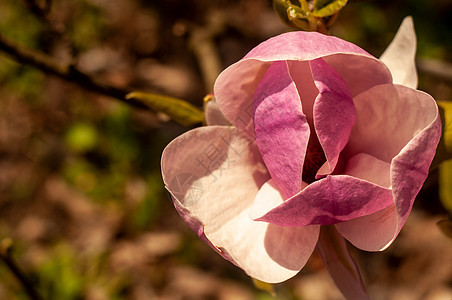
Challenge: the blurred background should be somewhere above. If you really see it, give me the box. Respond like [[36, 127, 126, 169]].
[[0, 0, 451, 299]]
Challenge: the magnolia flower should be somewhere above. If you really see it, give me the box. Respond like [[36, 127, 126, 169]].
[[161, 17, 441, 298]]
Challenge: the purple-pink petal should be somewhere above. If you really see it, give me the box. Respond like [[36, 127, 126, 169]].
[[254, 175, 394, 227], [391, 100, 441, 236], [253, 61, 309, 198], [310, 58, 355, 177]]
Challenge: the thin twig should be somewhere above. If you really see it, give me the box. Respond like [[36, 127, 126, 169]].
[[0, 32, 148, 110], [0, 238, 44, 300], [21, 0, 79, 59]]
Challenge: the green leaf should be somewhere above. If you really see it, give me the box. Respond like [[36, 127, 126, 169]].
[[126, 91, 204, 127], [312, 0, 348, 17]]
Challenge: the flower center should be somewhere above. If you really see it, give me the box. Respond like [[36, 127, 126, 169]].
[[302, 133, 326, 184]]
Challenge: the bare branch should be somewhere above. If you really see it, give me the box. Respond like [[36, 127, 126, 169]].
[[0, 32, 206, 126], [0, 32, 148, 110], [0, 238, 44, 300]]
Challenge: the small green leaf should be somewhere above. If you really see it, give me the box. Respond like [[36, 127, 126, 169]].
[[272, 0, 316, 30], [312, 0, 348, 17], [273, 0, 294, 26], [126, 91, 204, 127]]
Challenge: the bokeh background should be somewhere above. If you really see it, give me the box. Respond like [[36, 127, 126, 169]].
[[0, 0, 451, 299]]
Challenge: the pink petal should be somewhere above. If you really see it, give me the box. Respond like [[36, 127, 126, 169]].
[[214, 31, 392, 132], [343, 153, 391, 188], [391, 96, 441, 236], [204, 97, 229, 126], [317, 226, 371, 300], [214, 59, 270, 135], [253, 61, 309, 197], [161, 126, 319, 282], [243, 31, 369, 61], [380, 16, 418, 89], [254, 175, 393, 226], [335, 205, 397, 251], [336, 153, 395, 251], [323, 54, 392, 97], [338, 85, 441, 251], [287, 60, 318, 125], [310, 58, 355, 176], [345, 84, 439, 163]]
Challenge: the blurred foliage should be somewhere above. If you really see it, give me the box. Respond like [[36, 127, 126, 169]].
[[67, 2, 109, 52], [33, 242, 129, 300], [0, 1, 43, 47], [65, 122, 99, 153], [333, 0, 452, 62]]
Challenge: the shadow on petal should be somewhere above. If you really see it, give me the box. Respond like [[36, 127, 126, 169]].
[[264, 224, 319, 271]]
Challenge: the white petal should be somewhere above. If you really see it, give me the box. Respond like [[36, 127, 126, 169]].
[[161, 126, 319, 283], [380, 16, 418, 88]]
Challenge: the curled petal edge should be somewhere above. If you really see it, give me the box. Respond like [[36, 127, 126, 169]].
[[338, 87, 441, 251], [214, 31, 392, 132]]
